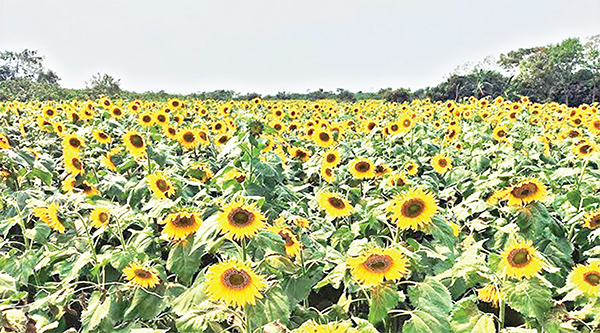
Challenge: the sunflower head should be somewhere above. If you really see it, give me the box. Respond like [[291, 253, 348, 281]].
[[387, 187, 438, 231], [569, 262, 600, 296], [269, 226, 301, 257], [322, 148, 341, 167], [348, 247, 409, 286], [217, 199, 266, 240], [146, 172, 175, 199], [431, 153, 452, 174], [317, 190, 353, 218], [505, 178, 548, 207], [90, 207, 111, 229], [583, 210, 600, 230], [348, 158, 375, 179], [122, 262, 160, 289], [161, 211, 202, 240], [500, 239, 544, 279], [122, 130, 147, 159], [477, 284, 501, 307], [204, 259, 266, 307]]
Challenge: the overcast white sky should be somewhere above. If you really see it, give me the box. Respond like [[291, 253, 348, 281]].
[[1, 1, 599, 95]]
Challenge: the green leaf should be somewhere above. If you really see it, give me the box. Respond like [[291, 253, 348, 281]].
[[124, 288, 165, 320], [167, 243, 202, 284], [315, 262, 346, 289], [247, 286, 291, 328], [252, 230, 286, 256], [407, 277, 452, 330], [171, 284, 207, 315], [566, 190, 581, 208], [450, 296, 494, 333], [502, 277, 552, 324], [81, 291, 111, 331], [402, 310, 447, 333], [0, 272, 16, 297], [368, 282, 400, 324]]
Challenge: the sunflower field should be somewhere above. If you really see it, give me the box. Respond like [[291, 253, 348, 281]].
[[1, 96, 600, 333]]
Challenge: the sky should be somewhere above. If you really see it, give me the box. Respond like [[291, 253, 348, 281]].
[[0, 0, 599, 95]]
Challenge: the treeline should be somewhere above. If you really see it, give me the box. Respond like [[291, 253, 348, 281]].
[[1, 35, 599, 105]]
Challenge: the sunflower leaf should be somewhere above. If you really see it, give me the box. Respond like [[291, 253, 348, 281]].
[[407, 277, 452, 330], [368, 282, 400, 324], [450, 296, 495, 333], [81, 291, 111, 331], [167, 243, 202, 284], [502, 277, 552, 324]]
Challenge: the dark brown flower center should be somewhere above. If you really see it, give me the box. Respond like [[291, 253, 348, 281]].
[[391, 124, 399, 131], [278, 231, 295, 247], [510, 182, 538, 199], [507, 248, 531, 267], [218, 136, 228, 144], [401, 198, 425, 218], [168, 128, 176, 136], [69, 138, 81, 148], [319, 132, 330, 142], [325, 168, 333, 177], [364, 254, 392, 273], [326, 154, 336, 163], [584, 271, 600, 286], [134, 269, 151, 279], [403, 120, 411, 127], [98, 212, 109, 223], [72, 158, 82, 170], [183, 132, 195, 143], [497, 130, 506, 137], [98, 132, 108, 139], [156, 179, 169, 192], [130, 134, 144, 148], [157, 115, 166, 122], [328, 197, 346, 210], [172, 214, 196, 228], [355, 161, 371, 173], [221, 268, 251, 289], [142, 115, 152, 123], [228, 208, 254, 227], [113, 108, 122, 116], [438, 159, 447, 167], [589, 215, 600, 229], [579, 145, 593, 154]]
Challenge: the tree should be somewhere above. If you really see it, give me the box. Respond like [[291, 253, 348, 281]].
[[85, 73, 122, 97]]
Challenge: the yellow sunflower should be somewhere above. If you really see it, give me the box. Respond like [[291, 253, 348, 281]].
[[217, 199, 266, 240], [102, 147, 121, 171], [588, 117, 600, 136], [268, 226, 301, 257], [348, 158, 375, 179], [32, 203, 65, 233], [61, 132, 85, 153], [0, 134, 10, 149], [572, 140, 597, 159], [321, 165, 335, 183], [316, 190, 353, 218], [162, 125, 179, 141], [347, 247, 409, 286], [63, 153, 85, 176], [122, 262, 160, 289], [204, 259, 267, 307], [313, 128, 336, 148], [504, 178, 548, 207], [290, 147, 311, 162], [405, 161, 419, 176], [296, 320, 358, 333], [146, 172, 175, 199], [177, 127, 201, 150], [431, 153, 452, 174], [583, 209, 600, 230], [138, 111, 155, 127], [90, 207, 111, 229], [291, 216, 310, 229], [215, 133, 230, 146], [322, 148, 341, 167], [387, 187, 438, 231], [160, 211, 202, 240], [122, 130, 147, 159], [92, 129, 111, 144], [569, 262, 600, 296], [477, 284, 501, 307], [492, 125, 509, 143], [387, 172, 409, 187], [500, 239, 544, 279]]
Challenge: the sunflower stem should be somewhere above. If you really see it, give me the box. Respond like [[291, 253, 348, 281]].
[[499, 296, 506, 329], [244, 305, 252, 333], [242, 237, 248, 262], [576, 158, 589, 192], [75, 211, 102, 288], [299, 247, 308, 307]]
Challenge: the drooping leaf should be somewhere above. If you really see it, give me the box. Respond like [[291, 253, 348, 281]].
[[368, 282, 400, 324]]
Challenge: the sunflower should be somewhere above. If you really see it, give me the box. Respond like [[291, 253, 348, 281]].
[[269, 226, 301, 257], [32, 203, 65, 233], [0, 134, 10, 149], [215, 133, 230, 146], [154, 111, 169, 126], [588, 117, 600, 136], [347, 247, 409, 286], [223, 168, 246, 183], [500, 240, 544, 279], [290, 147, 311, 162], [504, 178, 548, 207], [51, 121, 66, 136], [477, 284, 501, 307], [313, 128, 336, 148], [138, 111, 155, 127], [122, 262, 160, 289], [62, 176, 76, 193], [291, 216, 310, 229], [405, 161, 419, 176], [189, 162, 214, 182], [122, 130, 147, 159], [90, 207, 111, 229], [431, 153, 452, 174], [160, 211, 202, 240], [146, 172, 175, 199], [217, 199, 266, 240], [82, 181, 98, 196], [398, 115, 414, 133], [373, 163, 392, 177], [321, 165, 335, 183], [102, 147, 121, 171], [92, 129, 111, 144], [348, 158, 375, 179], [317, 190, 353, 218], [492, 125, 509, 143], [322, 148, 341, 167], [296, 321, 358, 333], [110, 106, 124, 119], [387, 187, 438, 231], [387, 172, 409, 187], [63, 153, 85, 176], [162, 125, 179, 141], [583, 209, 600, 230], [61, 132, 85, 153], [569, 262, 600, 296], [177, 127, 201, 150], [573, 140, 597, 159], [204, 259, 266, 307]]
